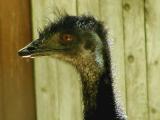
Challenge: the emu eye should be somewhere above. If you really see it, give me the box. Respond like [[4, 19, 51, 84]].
[[61, 34, 74, 42]]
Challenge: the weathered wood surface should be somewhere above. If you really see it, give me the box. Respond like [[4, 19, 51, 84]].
[[145, 0, 160, 119], [123, 0, 149, 120], [0, 0, 36, 120], [77, 0, 100, 18]]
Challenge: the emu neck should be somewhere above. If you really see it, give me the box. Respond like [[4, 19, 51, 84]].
[[73, 55, 120, 120], [80, 69, 118, 120], [53, 48, 125, 119]]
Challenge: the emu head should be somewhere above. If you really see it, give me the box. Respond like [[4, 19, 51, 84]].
[[18, 15, 108, 76]]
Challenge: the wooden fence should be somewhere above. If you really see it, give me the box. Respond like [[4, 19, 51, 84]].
[[0, 0, 160, 120], [0, 0, 36, 120]]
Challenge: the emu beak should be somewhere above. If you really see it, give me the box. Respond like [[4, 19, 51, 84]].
[[18, 38, 68, 58], [18, 38, 48, 58], [18, 42, 38, 58]]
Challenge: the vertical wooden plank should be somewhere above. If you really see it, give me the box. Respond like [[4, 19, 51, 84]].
[[31, 0, 83, 120], [77, 0, 100, 18], [0, 0, 36, 120], [145, 0, 160, 119], [100, 0, 126, 111], [0, 63, 3, 120], [123, 0, 149, 120]]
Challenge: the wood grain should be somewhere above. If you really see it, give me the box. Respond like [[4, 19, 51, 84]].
[[77, 0, 100, 18], [123, 0, 149, 119], [0, 0, 36, 120], [145, 0, 160, 119]]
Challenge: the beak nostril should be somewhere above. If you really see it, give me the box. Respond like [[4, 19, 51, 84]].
[[27, 46, 35, 51]]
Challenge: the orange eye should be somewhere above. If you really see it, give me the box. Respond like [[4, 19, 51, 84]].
[[62, 34, 74, 42]]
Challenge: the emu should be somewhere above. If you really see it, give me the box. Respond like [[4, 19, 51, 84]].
[[18, 14, 127, 120]]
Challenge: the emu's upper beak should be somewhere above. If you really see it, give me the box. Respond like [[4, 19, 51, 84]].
[[18, 39, 52, 58], [18, 38, 68, 58], [18, 42, 37, 57]]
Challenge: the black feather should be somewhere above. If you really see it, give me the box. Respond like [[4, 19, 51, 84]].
[[39, 15, 107, 43]]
